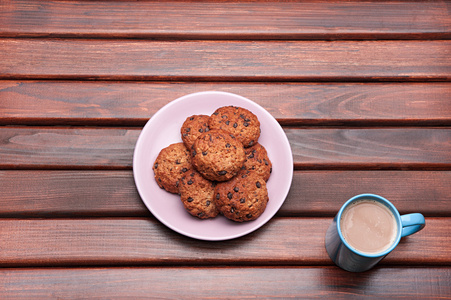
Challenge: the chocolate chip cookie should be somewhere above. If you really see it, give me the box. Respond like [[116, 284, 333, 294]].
[[191, 129, 245, 182], [209, 106, 261, 148], [180, 114, 210, 149], [179, 170, 219, 219], [153, 143, 191, 194], [214, 171, 268, 222], [243, 143, 272, 182]]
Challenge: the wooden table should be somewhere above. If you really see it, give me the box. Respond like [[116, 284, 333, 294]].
[[1, 1, 451, 298]]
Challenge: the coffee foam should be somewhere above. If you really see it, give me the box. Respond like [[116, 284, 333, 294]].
[[340, 199, 398, 254]]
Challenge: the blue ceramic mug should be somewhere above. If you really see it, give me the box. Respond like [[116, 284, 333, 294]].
[[325, 194, 425, 272]]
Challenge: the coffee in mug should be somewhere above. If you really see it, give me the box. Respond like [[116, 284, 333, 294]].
[[325, 194, 425, 272], [340, 199, 397, 254]]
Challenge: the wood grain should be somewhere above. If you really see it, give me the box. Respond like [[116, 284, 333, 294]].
[[0, 218, 447, 267], [1, 267, 450, 299], [1, 0, 450, 298], [287, 128, 451, 170], [0, 127, 138, 169], [285, 171, 451, 216], [1, 81, 450, 126], [0, 170, 145, 217], [1, 1, 450, 39], [0, 170, 450, 217], [1, 39, 450, 81], [1, 127, 449, 170]]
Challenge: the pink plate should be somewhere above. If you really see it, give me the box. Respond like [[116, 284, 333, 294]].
[[133, 91, 293, 241]]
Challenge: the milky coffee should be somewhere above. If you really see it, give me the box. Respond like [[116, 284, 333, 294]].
[[340, 199, 398, 254]]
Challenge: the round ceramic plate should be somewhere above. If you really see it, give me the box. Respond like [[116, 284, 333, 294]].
[[133, 91, 293, 241]]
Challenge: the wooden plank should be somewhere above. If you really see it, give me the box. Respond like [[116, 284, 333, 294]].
[[287, 128, 451, 170], [1, 39, 450, 81], [0, 127, 138, 169], [0, 170, 450, 217], [1, 81, 450, 126], [1, 1, 450, 39], [0, 127, 450, 170], [0, 170, 146, 217], [0, 218, 447, 267], [1, 267, 449, 299], [284, 171, 451, 217]]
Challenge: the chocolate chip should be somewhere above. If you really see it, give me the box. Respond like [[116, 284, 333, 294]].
[[154, 163, 158, 169], [230, 208, 235, 213], [182, 168, 188, 173], [233, 123, 238, 128], [246, 214, 252, 219], [256, 181, 261, 188], [225, 120, 230, 125], [202, 151, 207, 156], [182, 133, 188, 137], [213, 112, 219, 116], [175, 160, 181, 165], [198, 212, 205, 218], [218, 170, 227, 175], [245, 118, 250, 122], [199, 128, 203, 133], [240, 198, 245, 203], [248, 141, 254, 147], [234, 187, 239, 192], [192, 150, 196, 157], [227, 192, 233, 199], [225, 143, 231, 148], [187, 180, 193, 185], [205, 127, 210, 132], [264, 159, 269, 166], [206, 201, 211, 206], [243, 122, 249, 127], [216, 193, 220, 200], [185, 128, 191, 132], [248, 153, 254, 159], [189, 117, 194, 121], [187, 197, 194, 202]]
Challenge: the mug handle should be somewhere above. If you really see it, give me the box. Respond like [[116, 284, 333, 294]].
[[400, 213, 425, 237]]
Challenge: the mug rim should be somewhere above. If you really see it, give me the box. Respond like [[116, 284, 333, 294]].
[[336, 193, 402, 258]]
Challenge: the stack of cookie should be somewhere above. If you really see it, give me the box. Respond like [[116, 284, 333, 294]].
[[153, 106, 272, 222]]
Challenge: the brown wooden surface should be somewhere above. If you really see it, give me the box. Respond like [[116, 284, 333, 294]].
[[0, 218, 448, 267], [1, 1, 450, 40], [2, 39, 450, 81], [1, 268, 449, 299], [1, 81, 450, 126], [1, 0, 450, 298], [1, 127, 450, 170], [1, 170, 450, 217]]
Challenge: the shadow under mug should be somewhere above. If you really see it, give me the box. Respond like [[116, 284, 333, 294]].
[[325, 193, 425, 272]]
